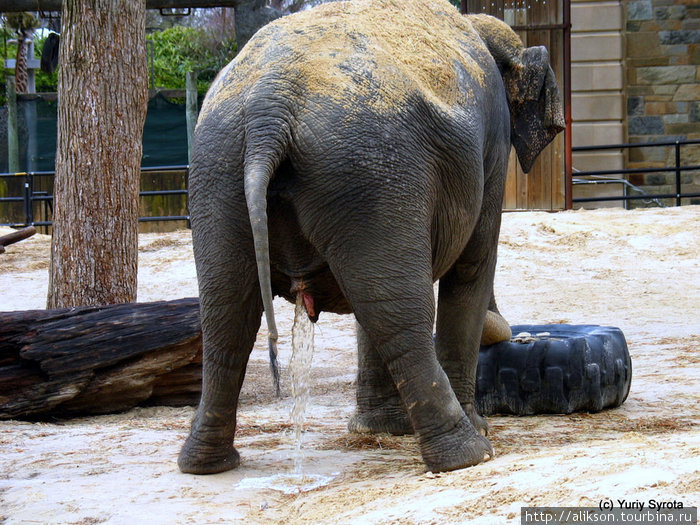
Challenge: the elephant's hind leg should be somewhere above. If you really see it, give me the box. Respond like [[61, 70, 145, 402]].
[[327, 231, 492, 471], [178, 169, 263, 475], [435, 177, 505, 438], [178, 296, 262, 474], [348, 321, 412, 436]]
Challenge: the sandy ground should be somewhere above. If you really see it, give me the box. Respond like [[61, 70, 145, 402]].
[[0, 206, 698, 524]]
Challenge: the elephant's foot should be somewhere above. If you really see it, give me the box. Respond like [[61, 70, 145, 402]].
[[463, 402, 489, 436], [178, 432, 240, 475], [348, 403, 413, 436], [419, 416, 494, 473]]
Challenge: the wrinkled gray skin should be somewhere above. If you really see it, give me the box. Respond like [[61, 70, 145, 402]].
[[179, 7, 564, 474]]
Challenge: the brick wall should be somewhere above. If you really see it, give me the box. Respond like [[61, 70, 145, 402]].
[[625, 0, 700, 206]]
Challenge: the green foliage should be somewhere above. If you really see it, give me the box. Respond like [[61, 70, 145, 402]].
[[449, 0, 462, 8], [147, 25, 237, 94]]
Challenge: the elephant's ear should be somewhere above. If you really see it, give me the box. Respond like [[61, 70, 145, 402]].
[[505, 46, 566, 173]]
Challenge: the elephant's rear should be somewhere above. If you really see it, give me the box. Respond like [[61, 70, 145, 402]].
[[182, 0, 563, 476], [188, 0, 508, 364]]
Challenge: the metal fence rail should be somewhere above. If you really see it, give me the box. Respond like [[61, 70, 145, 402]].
[[572, 139, 700, 206], [0, 165, 190, 228], [3, 141, 699, 228]]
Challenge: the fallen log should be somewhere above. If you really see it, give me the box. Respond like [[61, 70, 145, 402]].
[[0, 298, 202, 420]]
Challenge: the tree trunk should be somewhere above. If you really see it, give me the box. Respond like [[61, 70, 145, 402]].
[[48, 0, 149, 308]]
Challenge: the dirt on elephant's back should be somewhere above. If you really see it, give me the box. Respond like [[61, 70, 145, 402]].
[[207, 0, 505, 115], [0, 206, 698, 524]]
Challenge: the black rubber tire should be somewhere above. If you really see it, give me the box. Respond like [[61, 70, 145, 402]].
[[475, 324, 632, 416]]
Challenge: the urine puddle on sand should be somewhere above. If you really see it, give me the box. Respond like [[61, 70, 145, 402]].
[[236, 473, 338, 494]]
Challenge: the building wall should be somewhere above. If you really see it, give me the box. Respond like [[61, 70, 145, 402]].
[[570, 0, 626, 207], [625, 0, 700, 206]]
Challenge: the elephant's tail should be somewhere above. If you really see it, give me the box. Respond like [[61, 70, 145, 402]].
[[243, 142, 286, 398]]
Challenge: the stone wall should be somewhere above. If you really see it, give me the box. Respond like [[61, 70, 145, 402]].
[[625, 0, 700, 206]]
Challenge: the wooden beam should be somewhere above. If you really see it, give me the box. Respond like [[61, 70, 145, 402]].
[[1, 0, 244, 11], [0, 226, 36, 254]]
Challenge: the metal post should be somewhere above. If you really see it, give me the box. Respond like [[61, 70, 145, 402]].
[[24, 173, 34, 226], [147, 40, 155, 92], [26, 35, 36, 94], [6, 75, 20, 174], [185, 167, 191, 229], [185, 71, 198, 164], [675, 140, 681, 206], [563, 0, 573, 210], [25, 99, 38, 174]]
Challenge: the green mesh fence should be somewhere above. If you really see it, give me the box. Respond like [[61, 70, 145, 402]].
[[0, 93, 191, 173]]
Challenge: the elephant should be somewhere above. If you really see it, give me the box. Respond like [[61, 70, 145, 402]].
[[178, 0, 565, 475]]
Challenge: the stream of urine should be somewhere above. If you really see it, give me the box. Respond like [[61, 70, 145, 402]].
[[290, 293, 315, 474]]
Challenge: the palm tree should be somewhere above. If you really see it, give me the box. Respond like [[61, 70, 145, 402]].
[[6, 12, 39, 93]]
